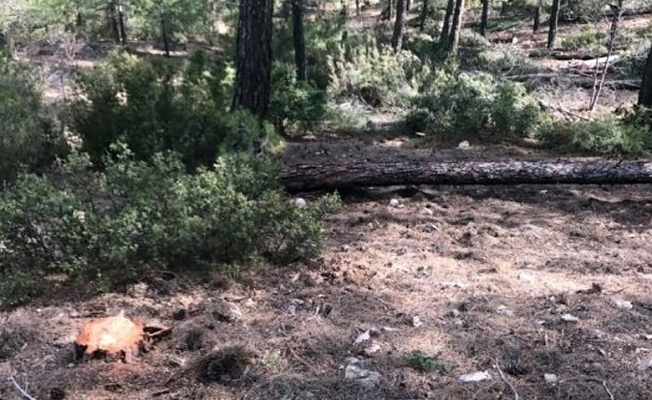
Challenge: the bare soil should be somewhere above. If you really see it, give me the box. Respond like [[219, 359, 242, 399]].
[[3, 139, 652, 400]]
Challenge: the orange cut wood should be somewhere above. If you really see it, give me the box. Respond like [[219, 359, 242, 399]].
[[75, 311, 145, 356]]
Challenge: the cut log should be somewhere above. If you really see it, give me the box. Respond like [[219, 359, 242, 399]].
[[281, 160, 652, 192], [75, 311, 144, 363]]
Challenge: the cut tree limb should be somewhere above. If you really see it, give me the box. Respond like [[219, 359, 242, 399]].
[[281, 160, 652, 192]]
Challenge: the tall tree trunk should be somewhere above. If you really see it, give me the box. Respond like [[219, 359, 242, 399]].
[[392, 0, 407, 51], [447, 0, 465, 56], [356, 0, 361, 15], [118, 0, 127, 45], [639, 44, 652, 107], [480, 0, 489, 36], [110, 0, 120, 43], [439, 0, 455, 49], [547, 0, 561, 48], [231, 0, 274, 118], [291, 0, 307, 82], [160, 11, 170, 57], [533, 2, 541, 33], [419, 0, 429, 31], [406, 0, 411, 11]]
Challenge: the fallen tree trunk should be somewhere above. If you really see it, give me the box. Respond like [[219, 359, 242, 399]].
[[281, 160, 652, 192]]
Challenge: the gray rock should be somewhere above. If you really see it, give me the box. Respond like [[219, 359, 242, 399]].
[[544, 373, 558, 383], [212, 300, 242, 322], [561, 313, 579, 322], [344, 364, 381, 389], [389, 199, 400, 208], [412, 316, 423, 327], [613, 298, 633, 310], [459, 371, 492, 382]]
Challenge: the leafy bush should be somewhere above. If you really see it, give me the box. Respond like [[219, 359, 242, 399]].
[[404, 350, 455, 373], [538, 116, 652, 156], [405, 72, 544, 142], [269, 62, 328, 134], [0, 146, 340, 307], [0, 51, 67, 181], [69, 50, 273, 169], [559, 26, 606, 53]]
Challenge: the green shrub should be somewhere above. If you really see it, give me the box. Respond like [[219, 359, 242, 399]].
[[0, 146, 340, 307], [539, 116, 652, 156], [404, 350, 455, 373], [0, 51, 67, 181], [69, 50, 269, 169], [559, 26, 606, 53], [405, 72, 544, 142], [269, 62, 328, 134]]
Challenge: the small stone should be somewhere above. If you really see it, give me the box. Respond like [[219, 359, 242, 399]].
[[641, 334, 652, 340], [389, 199, 400, 208], [412, 316, 423, 327], [341, 244, 351, 252], [518, 272, 537, 282], [212, 300, 242, 322], [421, 208, 434, 216], [458, 141, 471, 150], [446, 309, 461, 318], [613, 298, 633, 310], [355, 330, 371, 344], [459, 371, 492, 382], [639, 355, 652, 371], [292, 198, 307, 208], [497, 305, 514, 317], [381, 326, 398, 333], [544, 373, 558, 383], [344, 364, 381, 389], [363, 341, 382, 356], [561, 313, 579, 322]]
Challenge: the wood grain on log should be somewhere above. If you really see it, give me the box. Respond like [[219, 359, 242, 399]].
[[281, 160, 652, 192]]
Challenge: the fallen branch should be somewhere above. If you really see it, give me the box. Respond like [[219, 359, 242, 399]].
[[281, 160, 652, 192], [493, 358, 519, 400], [538, 100, 590, 121], [9, 376, 39, 400]]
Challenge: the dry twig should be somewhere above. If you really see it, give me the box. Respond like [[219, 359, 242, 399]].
[[493, 358, 519, 400], [9, 376, 39, 400]]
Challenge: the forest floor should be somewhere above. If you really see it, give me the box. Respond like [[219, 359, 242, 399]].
[[3, 139, 652, 400], [3, 6, 652, 400]]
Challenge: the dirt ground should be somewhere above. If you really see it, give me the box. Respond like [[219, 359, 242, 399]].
[[3, 138, 652, 400]]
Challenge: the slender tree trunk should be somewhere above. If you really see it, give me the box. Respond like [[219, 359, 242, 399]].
[[118, 0, 127, 45], [419, 0, 429, 31], [447, 0, 466, 56], [639, 44, 652, 107], [589, 0, 623, 110], [231, 0, 275, 118], [547, 0, 561, 48], [480, 0, 489, 36], [439, 0, 455, 49], [356, 0, 361, 15], [110, 0, 120, 43], [406, 0, 411, 11], [291, 0, 307, 81], [533, 3, 541, 33], [392, 0, 407, 52], [160, 11, 170, 57]]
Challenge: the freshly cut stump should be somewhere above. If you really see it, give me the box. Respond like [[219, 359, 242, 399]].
[[74, 311, 145, 363]]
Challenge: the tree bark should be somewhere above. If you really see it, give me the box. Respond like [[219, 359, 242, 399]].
[[447, 0, 466, 56], [589, 0, 623, 111], [480, 0, 489, 36], [392, 0, 407, 52], [547, 0, 561, 49], [533, 1, 541, 32], [291, 0, 307, 82], [281, 160, 652, 192], [118, 0, 127, 45], [638, 43, 652, 107], [438, 0, 455, 48], [231, 0, 274, 118], [419, 0, 429, 31]]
